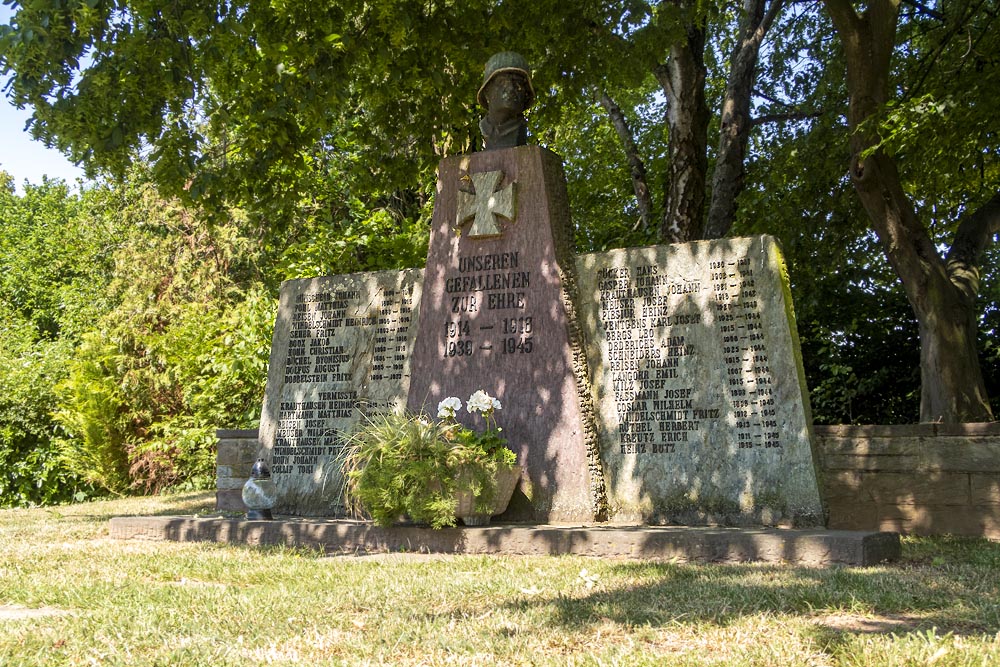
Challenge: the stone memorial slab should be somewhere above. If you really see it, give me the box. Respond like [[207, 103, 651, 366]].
[[576, 236, 825, 526], [258, 270, 422, 515], [407, 145, 605, 523]]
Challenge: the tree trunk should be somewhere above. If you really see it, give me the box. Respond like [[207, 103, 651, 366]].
[[598, 90, 654, 232], [823, 0, 995, 422], [917, 292, 992, 422], [704, 0, 784, 239], [655, 21, 709, 243]]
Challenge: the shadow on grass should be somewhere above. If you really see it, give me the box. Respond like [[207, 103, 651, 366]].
[[484, 552, 1000, 639], [902, 535, 1000, 569]]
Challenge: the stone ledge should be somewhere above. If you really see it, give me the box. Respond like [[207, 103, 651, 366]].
[[108, 516, 900, 567], [216, 476, 247, 491], [217, 442, 258, 466], [814, 423, 1000, 438], [216, 429, 259, 439]]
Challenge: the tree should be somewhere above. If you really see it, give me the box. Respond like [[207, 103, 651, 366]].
[[820, 0, 1000, 422], [2, 0, 998, 423], [736, 119, 925, 424], [705, 0, 786, 238], [562, 0, 785, 242], [0, 0, 559, 217], [0, 172, 115, 505], [0, 0, 770, 236]]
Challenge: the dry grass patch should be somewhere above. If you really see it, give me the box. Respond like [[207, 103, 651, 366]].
[[814, 612, 933, 635], [0, 605, 75, 621]]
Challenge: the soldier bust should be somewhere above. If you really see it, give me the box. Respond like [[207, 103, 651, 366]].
[[477, 52, 535, 150]]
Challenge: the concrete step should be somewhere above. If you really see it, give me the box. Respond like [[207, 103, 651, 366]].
[[109, 515, 900, 566]]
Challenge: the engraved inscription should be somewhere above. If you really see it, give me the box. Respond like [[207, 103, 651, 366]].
[[439, 251, 535, 359], [709, 257, 780, 449], [595, 251, 780, 457], [270, 281, 417, 485], [597, 263, 708, 455]]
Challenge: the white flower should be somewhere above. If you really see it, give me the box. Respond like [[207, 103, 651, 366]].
[[437, 396, 462, 419], [466, 390, 496, 415], [491, 397, 502, 411], [578, 568, 599, 589]]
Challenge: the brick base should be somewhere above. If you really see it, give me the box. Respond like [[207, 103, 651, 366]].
[[215, 429, 259, 512], [816, 423, 1000, 539]]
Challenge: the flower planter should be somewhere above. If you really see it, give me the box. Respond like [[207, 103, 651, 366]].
[[342, 390, 516, 529], [454, 464, 522, 526]]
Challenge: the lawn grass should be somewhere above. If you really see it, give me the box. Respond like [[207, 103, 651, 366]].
[[2, 492, 999, 666]]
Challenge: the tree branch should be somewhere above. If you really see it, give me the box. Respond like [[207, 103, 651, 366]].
[[705, 0, 786, 238], [900, 0, 945, 21], [945, 191, 1000, 303], [598, 89, 654, 231], [757, 0, 786, 42], [752, 88, 801, 110], [652, 63, 673, 100], [751, 110, 823, 127], [908, 0, 991, 98], [822, 0, 864, 46]]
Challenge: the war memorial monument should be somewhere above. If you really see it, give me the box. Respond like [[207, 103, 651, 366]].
[[109, 52, 906, 565], [255, 52, 825, 527]]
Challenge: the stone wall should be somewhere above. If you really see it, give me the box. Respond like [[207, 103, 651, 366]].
[[216, 424, 1000, 538], [215, 429, 260, 511], [815, 423, 1000, 539]]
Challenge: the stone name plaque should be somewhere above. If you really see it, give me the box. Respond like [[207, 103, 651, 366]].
[[577, 236, 824, 526], [258, 270, 423, 515]]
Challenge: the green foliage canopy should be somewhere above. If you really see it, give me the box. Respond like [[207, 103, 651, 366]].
[[0, 0, 682, 214], [0, 169, 277, 505]]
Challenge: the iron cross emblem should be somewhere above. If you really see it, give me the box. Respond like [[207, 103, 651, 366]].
[[456, 170, 517, 238]]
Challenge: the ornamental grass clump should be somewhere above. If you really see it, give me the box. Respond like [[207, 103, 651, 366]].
[[341, 390, 516, 529]]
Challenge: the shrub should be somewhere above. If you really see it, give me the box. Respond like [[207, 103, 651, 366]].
[[342, 392, 517, 529], [0, 321, 89, 506]]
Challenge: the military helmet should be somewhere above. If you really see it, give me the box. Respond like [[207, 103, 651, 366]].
[[477, 51, 535, 109]]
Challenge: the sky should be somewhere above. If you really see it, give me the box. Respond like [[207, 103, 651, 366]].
[[1, 5, 86, 191]]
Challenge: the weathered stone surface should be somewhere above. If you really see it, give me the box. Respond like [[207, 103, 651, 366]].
[[816, 426, 1000, 538], [109, 515, 900, 566], [407, 146, 602, 522], [216, 489, 245, 512], [822, 471, 865, 504], [815, 422, 1000, 438], [576, 236, 824, 526], [861, 472, 970, 505], [215, 475, 246, 491], [258, 271, 423, 515], [825, 443, 1000, 473], [217, 439, 257, 466], [826, 503, 879, 532], [971, 475, 1000, 506], [873, 504, 997, 537], [215, 430, 256, 510], [216, 429, 260, 439], [936, 422, 1000, 437]]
